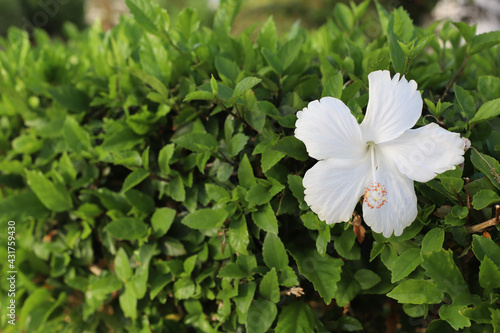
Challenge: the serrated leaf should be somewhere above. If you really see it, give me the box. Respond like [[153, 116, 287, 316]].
[[238, 154, 256, 189], [63, 116, 92, 153], [439, 304, 471, 331], [216, 56, 240, 84], [121, 169, 150, 193], [353, 269, 381, 290], [151, 207, 176, 237], [181, 208, 228, 229], [275, 302, 316, 333], [184, 90, 216, 102], [470, 98, 500, 124], [114, 248, 133, 281], [454, 85, 476, 120], [421, 249, 470, 303], [262, 48, 283, 75], [259, 268, 280, 302], [106, 218, 148, 240], [289, 245, 343, 305], [421, 228, 445, 253], [470, 150, 500, 190], [271, 136, 308, 161], [387, 279, 443, 304], [472, 189, 500, 210], [229, 215, 249, 255], [48, 85, 90, 112], [390, 248, 421, 283], [469, 30, 500, 55], [472, 234, 500, 268], [26, 170, 72, 212], [479, 256, 500, 290], [246, 299, 277, 333], [263, 232, 288, 270], [251, 203, 279, 234], [233, 77, 262, 98], [227, 133, 249, 157], [172, 133, 218, 152], [119, 284, 137, 320]]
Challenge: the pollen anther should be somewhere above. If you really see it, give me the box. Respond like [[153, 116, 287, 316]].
[[364, 182, 388, 209]]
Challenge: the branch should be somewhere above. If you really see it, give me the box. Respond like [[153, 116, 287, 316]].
[[466, 205, 500, 234]]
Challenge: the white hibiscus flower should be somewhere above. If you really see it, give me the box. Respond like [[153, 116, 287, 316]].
[[295, 70, 466, 237]]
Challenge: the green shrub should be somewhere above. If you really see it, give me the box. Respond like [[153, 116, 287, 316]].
[[1, 0, 500, 331]]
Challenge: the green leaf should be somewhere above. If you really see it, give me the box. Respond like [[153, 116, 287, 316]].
[[158, 143, 175, 176], [26, 170, 72, 212], [259, 268, 280, 303], [121, 169, 150, 193], [478, 75, 500, 101], [246, 299, 277, 333], [262, 48, 283, 76], [468, 30, 500, 55], [172, 133, 218, 152], [125, 0, 162, 35], [238, 154, 256, 189], [233, 77, 262, 98], [334, 228, 360, 260], [271, 136, 308, 161], [421, 228, 445, 253], [246, 178, 285, 206], [353, 269, 381, 290], [387, 279, 443, 304], [479, 256, 500, 290], [166, 175, 185, 202], [289, 245, 343, 305], [322, 70, 343, 99], [439, 304, 471, 331], [48, 85, 90, 112], [263, 232, 288, 270], [176, 7, 199, 42], [388, 7, 413, 43], [421, 249, 470, 303], [335, 271, 360, 307], [334, 3, 354, 31], [119, 285, 137, 320], [228, 215, 249, 255], [391, 248, 421, 282], [227, 133, 249, 157], [470, 98, 500, 124], [388, 32, 406, 73], [63, 116, 92, 154], [181, 208, 228, 229], [251, 203, 279, 234], [472, 189, 500, 210], [470, 150, 500, 190], [114, 248, 133, 281], [216, 56, 240, 84], [106, 218, 148, 240], [275, 302, 316, 333], [257, 16, 277, 51], [151, 207, 176, 237], [472, 234, 500, 268], [173, 277, 196, 300], [452, 22, 476, 42], [184, 90, 216, 102], [454, 85, 476, 120], [278, 36, 303, 72]]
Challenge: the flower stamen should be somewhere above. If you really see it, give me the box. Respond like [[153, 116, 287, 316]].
[[364, 182, 387, 209]]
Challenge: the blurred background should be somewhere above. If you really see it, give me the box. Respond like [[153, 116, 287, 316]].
[[0, 0, 498, 37]]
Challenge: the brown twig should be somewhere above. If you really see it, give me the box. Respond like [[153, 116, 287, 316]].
[[466, 205, 500, 233]]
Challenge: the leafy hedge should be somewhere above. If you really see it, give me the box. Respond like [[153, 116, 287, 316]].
[[1, 0, 500, 331]]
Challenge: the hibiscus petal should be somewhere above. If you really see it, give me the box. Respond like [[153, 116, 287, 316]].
[[360, 70, 423, 144], [362, 153, 418, 237], [303, 156, 371, 224], [295, 97, 366, 161], [379, 123, 465, 183]]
